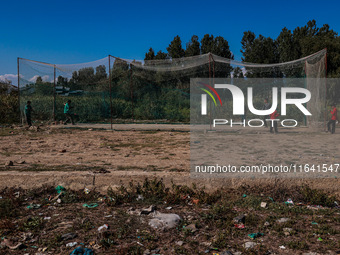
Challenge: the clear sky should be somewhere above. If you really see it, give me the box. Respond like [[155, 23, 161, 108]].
[[1, 0, 339, 85]]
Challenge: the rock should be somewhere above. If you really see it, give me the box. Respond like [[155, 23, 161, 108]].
[[175, 241, 184, 246], [264, 221, 270, 227], [277, 217, 290, 223], [233, 214, 245, 223], [149, 212, 182, 230], [185, 223, 197, 232], [60, 149, 67, 153], [243, 241, 257, 249], [283, 227, 293, 236], [260, 202, 267, 208], [5, 161, 14, 166]]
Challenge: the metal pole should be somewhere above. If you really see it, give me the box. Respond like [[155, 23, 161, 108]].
[[17, 58, 21, 124], [109, 55, 113, 130], [209, 53, 212, 130], [324, 49, 328, 131], [130, 68, 134, 120], [53, 65, 56, 122]]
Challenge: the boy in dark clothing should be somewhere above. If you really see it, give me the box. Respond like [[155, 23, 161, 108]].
[[269, 110, 279, 133], [64, 100, 75, 125], [262, 98, 270, 127], [24, 101, 34, 127], [327, 104, 337, 134]]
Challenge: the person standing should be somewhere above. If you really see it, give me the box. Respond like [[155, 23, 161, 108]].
[[24, 101, 34, 127], [64, 100, 75, 125], [262, 98, 270, 127], [327, 104, 337, 134], [269, 109, 280, 133]]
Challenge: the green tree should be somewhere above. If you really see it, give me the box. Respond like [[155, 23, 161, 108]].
[[167, 35, 185, 59]]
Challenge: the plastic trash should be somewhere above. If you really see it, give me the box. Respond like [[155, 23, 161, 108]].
[[234, 223, 245, 229], [70, 246, 94, 255], [66, 242, 78, 247], [242, 194, 247, 198], [84, 188, 90, 194], [82, 203, 98, 208], [317, 237, 323, 241], [311, 221, 318, 225], [56, 185, 66, 194], [136, 194, 144, 201], [248, 232, 264, 239], [260, 202, 267, 208], [26, 204, 41, 209], [279, 245, 286, 249], [285, 198, 294, 205], [98, 224, 109, 232]]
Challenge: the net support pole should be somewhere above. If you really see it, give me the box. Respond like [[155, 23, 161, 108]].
[[53, 65, 56, 122], [209, 53, 212, 130], [109, 55, 113, 130], [324, 48, 328, 131], [17, 57, 21, 124], [130, 68, 134, 120]]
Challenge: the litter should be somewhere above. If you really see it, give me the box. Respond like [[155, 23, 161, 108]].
[[285, 198, 294, 205], [242, 194, 247, 198], [192, 199, 199, 205], [136, 194, 144, 201], [84, 188, 90, 194], [43, 217, 51, 220], [311, 221, 318, 225], [98, 224, 109, 232], [234, 223, 245, 229], [104, 215, 113, 218], [165, 206, 172, 210], [260, 202, 267, 208], [317, 237, 323, 241], [66, 242, 78, 247], [233, 214, 245, 223], [56, 185, 66, 194], [69, 246, 94, 255], [62, 233, 78, 241], [83, 203, 98, 208], [26, 204, 41, 209], [248, 233, 264, 239], [279, 245, 286, 249]]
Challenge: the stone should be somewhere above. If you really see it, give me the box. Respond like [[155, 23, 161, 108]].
[[175, 241, 184, 246], [185, 223, 197, 233], [243, 241, 257, 249], [277, 218, 290, 223], [149, 212, 181, 230]]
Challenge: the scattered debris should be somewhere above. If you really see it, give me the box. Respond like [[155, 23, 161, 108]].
[[283, 228, 293, 236], [140, 205, 156, 215], [26, 204, 41, 209], [136, 194, 144, 201], [66, 242, 78, 247], [233, 214, 245, 223], [84, 188, 90, 194], [279, 245, 286, 249], [0, 239, 24, 250], [234, 223, 245, 229], [83, 203, 98, 208], [277, 218, 290, 223], [260, 202, 267, 208], [317, 237, 323, 241], [248, 232, 264, 239], [56, 185, 66, 194], [285, 198, 294, 205], [98, 224, 109, 232], [61, 233, 78, 241], [175, 241, 184, 246], [264, 221, 270, 227]]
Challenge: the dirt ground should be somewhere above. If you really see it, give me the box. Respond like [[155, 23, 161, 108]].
[[0, 124, 339, 255], [0, 124, 339, 197]]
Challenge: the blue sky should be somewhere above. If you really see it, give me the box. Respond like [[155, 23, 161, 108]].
[[1, 0, 339, 85]]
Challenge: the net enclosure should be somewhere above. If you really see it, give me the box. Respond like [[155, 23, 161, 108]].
[[18, 49, 327, 128]]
